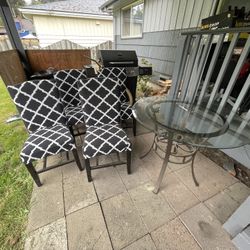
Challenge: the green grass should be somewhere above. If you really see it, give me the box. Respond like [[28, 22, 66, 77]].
[[0, 80, 33, 249]]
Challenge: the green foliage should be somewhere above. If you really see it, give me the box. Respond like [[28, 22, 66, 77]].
[[137, 59, 152, 98], [0, 80, 32, 249]]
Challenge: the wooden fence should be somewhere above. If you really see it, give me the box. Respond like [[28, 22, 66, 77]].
[[26, 49, 91, 72], [0, 35, 112, 61]]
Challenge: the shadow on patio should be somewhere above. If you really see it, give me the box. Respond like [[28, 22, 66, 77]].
[[24, 125, 250, 250]]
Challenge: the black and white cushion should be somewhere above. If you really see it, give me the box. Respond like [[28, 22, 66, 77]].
[[83, 124, 131, 158], [98, 67, 127, 102], [121, 102, 133, 120], [21, 124, 75, 164], [78, 77, 121, 127], [78, 77, 131, 159], [8, 80, 76, 165], [97, 67, 133, 121], [8, 80, 67, 133], [54, 69, 87, 126]]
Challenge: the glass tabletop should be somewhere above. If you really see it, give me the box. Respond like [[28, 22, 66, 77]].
[[132, 96, 250, 149]]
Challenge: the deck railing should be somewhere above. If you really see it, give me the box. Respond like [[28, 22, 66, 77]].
[[169, 27, 250, 117]]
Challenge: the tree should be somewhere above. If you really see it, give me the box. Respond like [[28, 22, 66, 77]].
[[7, 0, 26, 16]]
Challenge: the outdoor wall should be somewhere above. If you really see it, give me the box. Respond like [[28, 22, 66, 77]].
[[32, 15, 113, 48], [113, 0, 217, 76]]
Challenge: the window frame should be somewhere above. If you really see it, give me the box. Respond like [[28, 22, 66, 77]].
[[121, 0, 144, 39]]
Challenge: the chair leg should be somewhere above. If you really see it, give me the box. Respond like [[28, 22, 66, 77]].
[[127, 150, 132, 174], [85, 158, 92, 182], [133, 118, 137, 136], [72, 149, 84, 171], [25, 163, 42, 187]]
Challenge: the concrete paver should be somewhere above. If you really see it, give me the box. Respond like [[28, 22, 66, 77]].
[[63, 168, 97, 215], [175, 154, 238, 201], [67, 203, 112, 250], [204, 190, 240, 224], [25, 218, 67, 250], [93, 167, 126, 201], [26, 168, 64, 233], [151, 218, 201, 250], [161, 172, 199, 214], [224, 181, 250, 204], [129, 182, 176, 231], [123, 234, 156, 250], [101, 192, 147, 250], [180, 203, 236, 249]]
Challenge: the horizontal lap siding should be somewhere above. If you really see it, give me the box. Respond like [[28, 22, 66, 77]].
[[114, 0, 215, 75]]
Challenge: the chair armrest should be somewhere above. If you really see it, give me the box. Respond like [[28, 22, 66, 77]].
[[125, 88, 133, 106]]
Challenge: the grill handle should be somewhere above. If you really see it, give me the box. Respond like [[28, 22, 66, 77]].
[[109, 61, 134, 65]]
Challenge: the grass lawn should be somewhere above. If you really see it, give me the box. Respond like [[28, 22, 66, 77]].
[[0, 79, 33, 249]]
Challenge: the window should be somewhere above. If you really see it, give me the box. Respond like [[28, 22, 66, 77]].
[[121, 1, 144, 38]]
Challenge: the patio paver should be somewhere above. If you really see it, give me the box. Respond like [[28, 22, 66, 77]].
[[63, 165, 97, 215], [93, 167, 127, 201], [129, 182, 176, 231], [116, 157, 150, 190], [180, 203, 236, 249], [204, 191, 240, 224], [160, 172, 200, 214], [67, 203, 112, 250], [123, 234, 156, 250], [25, 218, 67, 250], [151, 217, 201, 250], [175, 153, 238, 201], [101, 192, 147, 250], [225, 181, 250, 204], [26, 167, 64, 233]]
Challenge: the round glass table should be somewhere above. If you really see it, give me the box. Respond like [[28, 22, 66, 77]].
[[132, 96, 250, 193]]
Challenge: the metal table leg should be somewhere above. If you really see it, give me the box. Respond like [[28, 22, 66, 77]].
[[153, 133, 173, 194]]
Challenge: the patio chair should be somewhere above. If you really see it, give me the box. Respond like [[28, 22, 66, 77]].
[[7, 79, 83, 187], [78, 77, 132, 182], [97, 67, 136, 135], [53, 69, 88, 133]]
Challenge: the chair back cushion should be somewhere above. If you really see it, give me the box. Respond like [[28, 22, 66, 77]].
[[97, 67, 127, 102], [54, 69, 87, 108], [78, 77, 121, 127], [8, 80, 67, 133]]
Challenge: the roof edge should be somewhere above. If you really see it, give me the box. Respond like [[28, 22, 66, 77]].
[[19, 8, 113, 20], [100, 0, 118, 12]]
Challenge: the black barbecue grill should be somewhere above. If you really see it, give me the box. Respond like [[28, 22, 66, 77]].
[[99, 50, 139, 104]]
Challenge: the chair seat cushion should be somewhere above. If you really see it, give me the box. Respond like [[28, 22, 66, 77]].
[[83, 124, 131, 159], [121, 102, 133, 120], [21, 124, 75, 164], [65, 105, 85, 126]]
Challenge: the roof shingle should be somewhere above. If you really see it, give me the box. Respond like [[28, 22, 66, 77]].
[[23, 0, 109, 15]]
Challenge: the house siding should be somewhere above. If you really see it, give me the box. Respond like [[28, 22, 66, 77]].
[[33, 15, 113, 48], [113, 0, 217, 75]]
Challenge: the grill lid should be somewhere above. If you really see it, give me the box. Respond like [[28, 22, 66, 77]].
[[99, 50, 138, 67]]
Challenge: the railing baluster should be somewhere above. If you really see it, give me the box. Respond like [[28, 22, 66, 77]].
[[230, 74, 250, 113], [188, 34, 213, 103], [180, 35, 201, 101], [197, 34, 226, 105], [217, 35, 250, 114], [168, 35, 192, 99], [206, 33, 239, 109]]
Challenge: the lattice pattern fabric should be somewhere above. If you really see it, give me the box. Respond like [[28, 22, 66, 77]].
[[78, 77, 121, 127], [97, 67, 127, 102], [54, 69, 87, 108], [121, 102, 133, 120], [97, 67, 134, 121], [83, 124, 131, 158], [8, 80, 67, 133], [21, 124, 76, 164], [64, 106, 86, 126]]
